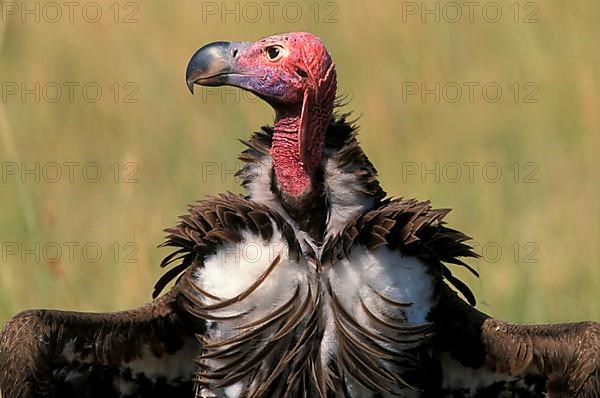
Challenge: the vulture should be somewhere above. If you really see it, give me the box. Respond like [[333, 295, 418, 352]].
[[1, 32, 598, 398]]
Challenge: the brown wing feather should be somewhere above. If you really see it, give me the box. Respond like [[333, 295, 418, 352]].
[[433, 285, 600, 397], [0, 287, 201, 398]]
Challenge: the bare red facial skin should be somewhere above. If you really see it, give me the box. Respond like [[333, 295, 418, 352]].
[[236, 32, 337, 198]]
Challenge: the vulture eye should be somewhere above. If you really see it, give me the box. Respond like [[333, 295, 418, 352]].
[[265, 45, 284, 62]]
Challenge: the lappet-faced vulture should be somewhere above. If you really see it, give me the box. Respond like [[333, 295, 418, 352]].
[[1, 32, 598, 398]]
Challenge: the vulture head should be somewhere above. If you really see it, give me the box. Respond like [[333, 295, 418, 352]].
[[186, 32, 337, 198]]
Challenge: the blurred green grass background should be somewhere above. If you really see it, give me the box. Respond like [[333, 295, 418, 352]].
[[0, 0, 598, 324]]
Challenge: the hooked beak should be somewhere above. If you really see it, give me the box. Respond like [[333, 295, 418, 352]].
[[185, 41, 252, 94]]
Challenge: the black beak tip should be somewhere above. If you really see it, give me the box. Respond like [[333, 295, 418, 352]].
[[185, 56, 200, 95], [186, 78, 195, 95]]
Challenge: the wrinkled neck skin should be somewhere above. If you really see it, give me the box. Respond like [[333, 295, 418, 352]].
[[271, 108, 311, 197], [270, 107, 328, 245]]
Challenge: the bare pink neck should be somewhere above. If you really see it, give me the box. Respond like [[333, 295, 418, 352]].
[[271, 110, 312, 197]]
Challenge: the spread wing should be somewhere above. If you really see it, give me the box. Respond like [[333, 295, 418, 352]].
[[1, 193, 295, 398], [433, 285, 600, 398], [0, 287, 202, 398]]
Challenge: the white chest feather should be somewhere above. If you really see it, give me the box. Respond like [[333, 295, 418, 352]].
[[195, 223, 311, 329], [328, 246, 435, 324], [193, 223, 312, 397], [324, 246, 435, 397], [192, 218, 436, 397]]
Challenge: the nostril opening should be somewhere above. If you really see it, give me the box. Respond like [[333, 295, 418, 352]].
[[296, 68, 308, 78], [232, 48, 239, 58]]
